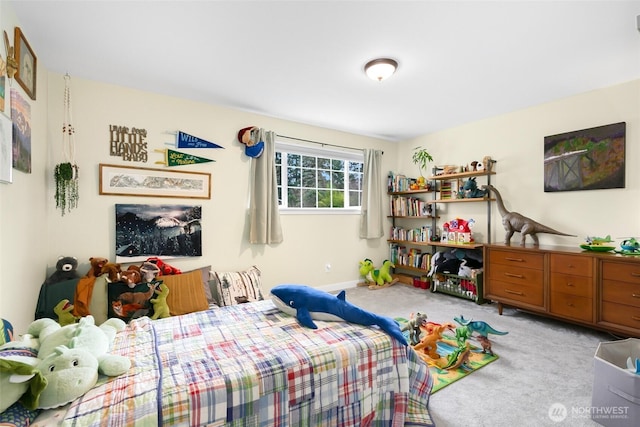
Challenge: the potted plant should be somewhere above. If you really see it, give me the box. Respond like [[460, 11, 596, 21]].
[[55, 162, 79, 215], [411, 147, 434, 189]]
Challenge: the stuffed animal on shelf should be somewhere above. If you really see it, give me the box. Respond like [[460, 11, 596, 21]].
[[23, 315, 130, 410], [150, 283, 170, 320], [120, 265, 142, 288], [44, 256, 80, 286], [100, 262, 122, 283], [85, 257, 108, 278], [53, 299, 78, 326], [140, 261, 161, 282]]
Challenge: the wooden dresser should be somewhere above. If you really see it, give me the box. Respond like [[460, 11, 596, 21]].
[[484, 243, 640, 337]]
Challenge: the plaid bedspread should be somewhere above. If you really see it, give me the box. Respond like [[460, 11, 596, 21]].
[[55, 300, 434, 426]]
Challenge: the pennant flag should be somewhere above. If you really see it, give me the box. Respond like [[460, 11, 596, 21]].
[[174, 131, 224, 149], [155, 149, 215, 167]]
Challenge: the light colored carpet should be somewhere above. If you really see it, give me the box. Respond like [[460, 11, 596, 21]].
[[343, 284, 615, 427]]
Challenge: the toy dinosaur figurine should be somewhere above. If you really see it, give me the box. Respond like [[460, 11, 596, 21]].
[[441, 342, 472, 370], [413, 322, 456, 361], [482, 184, 575, 246], [401, 312, 428, 345], [454, 315, 508, 337]]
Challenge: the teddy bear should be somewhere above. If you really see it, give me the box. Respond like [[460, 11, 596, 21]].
[[23, 315, 131, 410], [85, 256, 108, 278], [44, 256, 80, 285], [100, 262, 122, 283], [150, 283, 170, 320]]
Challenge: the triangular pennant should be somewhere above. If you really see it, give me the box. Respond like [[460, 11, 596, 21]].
[[155, 149, 215, 167], [175, 131, 224, 149]]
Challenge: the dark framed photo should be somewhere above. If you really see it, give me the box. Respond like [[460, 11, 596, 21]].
[[14, 27, 37, 100]]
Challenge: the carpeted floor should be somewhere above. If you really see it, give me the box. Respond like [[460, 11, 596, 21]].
[[343, 284, 617, 427]]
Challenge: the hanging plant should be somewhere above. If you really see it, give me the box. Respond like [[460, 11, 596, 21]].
[[55, 74, 79, 216], [55, 162, 79, 215]]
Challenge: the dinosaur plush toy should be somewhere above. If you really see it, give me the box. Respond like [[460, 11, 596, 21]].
[[150, 283, 171, 319], [53, 299, 78, 326], [22, 315, 131, 410]]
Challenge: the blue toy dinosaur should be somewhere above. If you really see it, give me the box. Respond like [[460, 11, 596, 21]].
[[453, 315, 508, 337]]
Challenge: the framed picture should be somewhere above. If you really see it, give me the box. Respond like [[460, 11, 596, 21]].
[[544, 122, 625, 192], [14, 27, 37, 100], [99, 163, 211, 199], [0, 113, 12, 183]]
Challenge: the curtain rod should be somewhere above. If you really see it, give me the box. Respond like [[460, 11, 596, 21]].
[[276, 134, 383, 155]]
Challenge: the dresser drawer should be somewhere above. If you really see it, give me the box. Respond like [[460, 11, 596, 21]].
[[602, 279, 640, 308], [488, 263, 544, 287], [485, 279, 544, 307], [550, 273, 593, 298], [602, 261, 640, 285], [549, 292, 593, 322], [488, 249, 544, 270], [601, 301, 640, 330], [550, 254, 593, 277]]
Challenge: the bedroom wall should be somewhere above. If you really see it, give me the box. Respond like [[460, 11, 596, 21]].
[[396, 79, 640, 248]]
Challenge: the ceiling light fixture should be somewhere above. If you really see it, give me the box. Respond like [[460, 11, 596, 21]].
[[364, 58, 398, 82]]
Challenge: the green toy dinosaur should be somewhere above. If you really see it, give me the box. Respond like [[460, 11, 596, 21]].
[[53, 299, 79, 326], [150, 282, 171, 320], [368, 260, 396, 287]]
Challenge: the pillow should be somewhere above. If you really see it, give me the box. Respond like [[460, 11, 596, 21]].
[[88, 276, 109, 325], [160, 270, 209, 316], [0, 402, 40, 427], [107, 281, 157, 322], [210, 266, 264, 306], [183, 265, 216, 306]]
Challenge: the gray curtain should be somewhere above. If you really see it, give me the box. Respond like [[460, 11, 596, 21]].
[[359, 149, 384, 239], [249, 129, 283, 244]]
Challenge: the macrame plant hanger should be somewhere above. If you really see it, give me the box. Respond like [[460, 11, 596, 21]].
[[54, 74, 79, 216]]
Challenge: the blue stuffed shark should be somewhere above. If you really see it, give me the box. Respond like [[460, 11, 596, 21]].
[[270, 284, 407, 346]]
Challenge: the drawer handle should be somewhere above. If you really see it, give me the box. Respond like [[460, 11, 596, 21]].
[[632, 273, 640, 278], [505, 257, 524, 262], [566, 282, 575, 287], [505, 289, 524, 296], [504, 272, 524, 279], [633, 316, 640, 321], [632, 294, 640, 299]]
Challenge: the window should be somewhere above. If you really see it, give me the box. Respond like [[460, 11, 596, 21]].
[[275, 141, 363, 212]]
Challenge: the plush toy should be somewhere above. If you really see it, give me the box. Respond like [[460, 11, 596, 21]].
[[100, 262, 122, 283], [146, 257, 181, 276], [120, 265, 142, 288], [150, 283, 170, 319], [53, 299, 78, 326], [358, 259, 376, 284], [0, 328, 41, 413], [140, 261, 161, 282], [23, 316, 130, 410], [85, 257, 108, 278], [237, 126, 264, 158], [44, 256, 80, 286]]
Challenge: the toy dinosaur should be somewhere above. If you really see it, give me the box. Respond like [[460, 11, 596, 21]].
[[441, 342, 472, 370], [454, 315, 508, 337], [482, 184, 575, 246], [358, 259, 375, 284], [461, 177, 487, 198], [413, 322, 456, 360], [150, 282, 170, 320], [53, 299, 79, 326], [367, 260, 398, 289], [401, 312, 428, 345], [476, 335, 494, 355], [454, 325, 471, 346]]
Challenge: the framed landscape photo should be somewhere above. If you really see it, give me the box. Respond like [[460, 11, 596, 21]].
[[14, 27, 37, 100], [99, 163, 211, 199]]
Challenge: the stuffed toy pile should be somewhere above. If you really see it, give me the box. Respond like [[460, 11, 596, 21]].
[[0, 315, 131, 414]]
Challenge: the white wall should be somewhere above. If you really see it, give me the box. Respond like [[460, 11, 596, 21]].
[[397, 79, 640, 247]]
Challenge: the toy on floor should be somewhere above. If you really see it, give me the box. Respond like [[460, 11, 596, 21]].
[[413, 322, 456, 361], [441, 341, 472, 370], [401, 312, 428, 345], [358, 259, 375, 284], [367, 260, 398, 289], [150, 283, 171, 319], [476, 335, 494, 356], [270, 284, 407, 345], [53, 299, 78, 326], [454, 315, 508, 357]]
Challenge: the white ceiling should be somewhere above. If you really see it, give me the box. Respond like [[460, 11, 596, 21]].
[[8, 0, 640, 142]]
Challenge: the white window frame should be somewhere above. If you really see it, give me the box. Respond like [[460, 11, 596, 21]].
[[275, 140, 364, 215]]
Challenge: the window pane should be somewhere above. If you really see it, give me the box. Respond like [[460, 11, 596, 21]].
[[348, 172, 361, 190], [287, 153, 300, 167], [331, 159, 344, 170], [287, 166, 301, 187], [332, 190, 344, 208], [332, 171, 344, 188], [302, 189, 317, 207], [302, 156, 316, 168], [318, 170, 330, 188], [276, 165, 281, 186], [318, 157, 331, 169], [302, 169, 316, 187], [287, 188, 301, 207], [318, 190, 331, 207], [349, 191, 361, 206], [278, 187, 282, 206], [348, 161, 362, 173], [275, 152, 281, 165]]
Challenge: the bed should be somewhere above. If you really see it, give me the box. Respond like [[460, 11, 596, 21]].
[[32, 299, 434, 426]]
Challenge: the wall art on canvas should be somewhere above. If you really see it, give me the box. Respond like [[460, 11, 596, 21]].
[[544, 122, 625, 192], [10, 89, 31, 173], [115, 203, 202, 263]]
